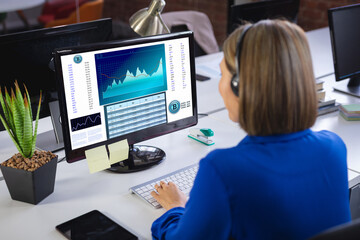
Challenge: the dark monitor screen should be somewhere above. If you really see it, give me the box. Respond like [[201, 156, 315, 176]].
[[228, 0, 299, 35], [328, 4, 360, 81], [0, 18, 112, 124], [328, 4, 360, 97], [54, 32, 197, 169]]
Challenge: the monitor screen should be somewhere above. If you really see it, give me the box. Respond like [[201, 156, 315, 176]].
[[328, 4, 360, 97], [0, 18, 112, 127], [329, 4, 360, 81], [228, 0, 299, 35], [54, 32, 197, 170]]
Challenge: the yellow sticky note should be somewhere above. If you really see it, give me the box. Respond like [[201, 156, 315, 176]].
[[108, 139, 129, 165], [85, 145, 110, 174]]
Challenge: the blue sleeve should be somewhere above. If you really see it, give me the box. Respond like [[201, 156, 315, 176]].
[[151, 158, 232, 240], [151, 207, 185, 240]]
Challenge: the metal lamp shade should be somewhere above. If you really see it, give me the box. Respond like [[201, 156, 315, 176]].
[[129, 0, 170, 36]]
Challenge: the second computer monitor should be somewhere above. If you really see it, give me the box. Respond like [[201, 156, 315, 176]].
[[0, 18, 112, 123], [228, 0, 300, 35], [329, 4, 360, 97], [0, 18, 112, 151]]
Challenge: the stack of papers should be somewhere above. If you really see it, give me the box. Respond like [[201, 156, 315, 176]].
[[318, 97, 338, 116], [339, 104, 360, 121]]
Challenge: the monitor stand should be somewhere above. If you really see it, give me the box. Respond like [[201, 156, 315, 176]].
[[36, 101, 64, 152], [107, 145, 165, 173], [333, 76, 360, 98]]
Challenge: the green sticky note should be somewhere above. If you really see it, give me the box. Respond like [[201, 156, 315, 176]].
[[108, 139, 129, 165], [85, 145, 110, 174]]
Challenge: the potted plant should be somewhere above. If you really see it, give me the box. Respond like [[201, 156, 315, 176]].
[[0, 81, 57, 204]]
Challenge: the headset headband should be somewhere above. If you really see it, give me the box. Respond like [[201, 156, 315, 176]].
[[231, 24, 253, 96]]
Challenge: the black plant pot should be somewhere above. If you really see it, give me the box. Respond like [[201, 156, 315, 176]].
[[0, 155, 58, 204]]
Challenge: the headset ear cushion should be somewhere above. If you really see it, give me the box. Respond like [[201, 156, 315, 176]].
[[231, 74, 239, 96]]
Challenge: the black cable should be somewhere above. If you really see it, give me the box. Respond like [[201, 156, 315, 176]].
[[57, 156, 66, 163], [315, 72, 334, 80]]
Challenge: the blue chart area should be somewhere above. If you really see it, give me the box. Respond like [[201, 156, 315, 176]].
[[95, 44, 167, 105], [70, 113, 101, 132]]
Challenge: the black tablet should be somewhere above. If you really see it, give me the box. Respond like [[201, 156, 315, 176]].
[[56, 210, 138, 240]]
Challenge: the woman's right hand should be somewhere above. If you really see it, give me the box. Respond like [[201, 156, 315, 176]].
[[151, 181, 187, 210]]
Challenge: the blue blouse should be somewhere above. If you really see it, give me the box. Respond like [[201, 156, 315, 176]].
[[151, 129, 351, 240]]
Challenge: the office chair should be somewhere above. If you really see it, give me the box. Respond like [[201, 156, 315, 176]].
[[38, 0, 89, 26], [162, 11, 219, 57], [170, 24, 206, 57], [227, 0, 300, 35], [308, 218, 360, 240]]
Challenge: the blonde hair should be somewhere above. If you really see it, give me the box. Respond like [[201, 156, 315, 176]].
[[223, 20, 317, 136]]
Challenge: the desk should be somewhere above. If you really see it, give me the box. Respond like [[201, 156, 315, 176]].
[[0, 27, 358, 239], [0, 112, 245, 240], [1, 104, 358, 239], [195, 51, 224, 114]]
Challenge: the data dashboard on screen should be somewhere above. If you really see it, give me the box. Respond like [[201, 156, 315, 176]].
[[56, 32, 196, 158]]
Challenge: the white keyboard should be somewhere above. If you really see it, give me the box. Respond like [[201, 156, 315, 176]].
[[130, 164, 199, 208]]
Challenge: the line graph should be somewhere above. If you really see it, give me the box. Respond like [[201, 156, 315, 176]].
[[95, 44, 167, 105], [100, 58, 163, 80], [70, 112, 101, 132]]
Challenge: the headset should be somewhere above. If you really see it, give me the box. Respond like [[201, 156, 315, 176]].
[[231, 24, 253, 96]]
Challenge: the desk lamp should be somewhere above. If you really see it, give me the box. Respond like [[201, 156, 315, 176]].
[[129, 0, 170, 36]]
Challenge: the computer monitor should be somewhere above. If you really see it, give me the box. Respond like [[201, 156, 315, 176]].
[[228, 0, 300, 35], [54, 31, 197, 172], [0, 18, 113, 151], [328, 4, 360, 98]]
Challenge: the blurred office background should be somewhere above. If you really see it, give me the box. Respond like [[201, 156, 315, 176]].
[[1, 0, 360, 46]]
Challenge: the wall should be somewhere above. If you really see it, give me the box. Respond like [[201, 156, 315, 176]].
[[298, 0, 360, 31], [103, 0, 360, 46]]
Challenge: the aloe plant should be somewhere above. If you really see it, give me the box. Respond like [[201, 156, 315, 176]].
[[0, 81, 42, 158]]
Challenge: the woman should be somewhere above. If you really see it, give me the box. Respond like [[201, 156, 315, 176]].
[[151, 20, 351, 240]]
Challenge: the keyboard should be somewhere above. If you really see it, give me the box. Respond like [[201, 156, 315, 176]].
[[129, 164, 199, 208]]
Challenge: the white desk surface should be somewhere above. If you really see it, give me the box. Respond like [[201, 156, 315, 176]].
[[321, 74, 360, 105], [0, 114, 245, 240], [195, 52, 224, 114], [0, 0, 45, 12]]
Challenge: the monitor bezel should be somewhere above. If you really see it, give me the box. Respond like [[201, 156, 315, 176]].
[[54, 31, 198, 163], [0, 18, 112, 117], [328, 3, 360, 82], [0, 18, 112, 44], [0, 18, 113, 135]]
